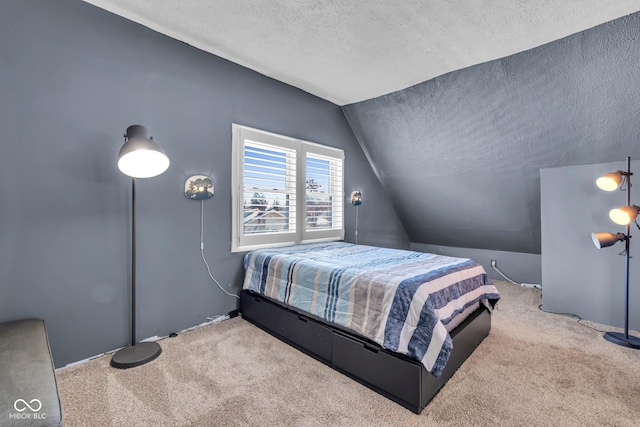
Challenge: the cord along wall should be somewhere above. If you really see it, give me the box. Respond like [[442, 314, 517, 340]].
[[184, 175, 240, 301]]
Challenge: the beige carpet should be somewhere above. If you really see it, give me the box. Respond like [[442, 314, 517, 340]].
[[56, 281, 640, 426]]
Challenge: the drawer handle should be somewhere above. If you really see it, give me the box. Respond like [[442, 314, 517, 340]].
[[297, 316, 308, 323], [364, 344, 379, 354]]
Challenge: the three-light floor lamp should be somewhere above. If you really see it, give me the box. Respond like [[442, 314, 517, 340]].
[[111, 125, 170, 368], [591, 156, 640, 349]]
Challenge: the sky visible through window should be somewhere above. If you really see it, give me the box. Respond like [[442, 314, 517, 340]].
[[305, 156, 330, 193], [244, 145, 289, 194], [243, 145, 330, 208]]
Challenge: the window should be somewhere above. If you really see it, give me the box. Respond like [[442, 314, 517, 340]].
[[232, 124, 344, 252]]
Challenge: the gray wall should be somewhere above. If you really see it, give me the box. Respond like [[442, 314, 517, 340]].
[[411, 243, 541, 285], [0, 0, 409, 367], [343, 11, 640, 255], [541, 160, 640, 331]]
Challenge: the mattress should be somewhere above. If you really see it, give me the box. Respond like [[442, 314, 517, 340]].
[[243, 242, 500, 377]]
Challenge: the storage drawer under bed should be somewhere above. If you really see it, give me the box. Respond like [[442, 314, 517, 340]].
[[240, 293, 333, 362], [332, 330, 423, 408]]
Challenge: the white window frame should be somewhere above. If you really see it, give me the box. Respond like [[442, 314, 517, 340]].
[[232, 124, 344, 252]]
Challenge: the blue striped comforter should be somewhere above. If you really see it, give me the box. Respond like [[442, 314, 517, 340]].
[[242, 242, 500, 377]]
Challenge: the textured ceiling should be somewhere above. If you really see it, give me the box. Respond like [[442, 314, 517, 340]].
[[343, 12, 640, 254], [82, 0, 640, 105]]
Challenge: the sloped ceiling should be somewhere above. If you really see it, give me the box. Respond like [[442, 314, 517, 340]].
[[343, 12, 640, 254], [82, 1, 640, 105]]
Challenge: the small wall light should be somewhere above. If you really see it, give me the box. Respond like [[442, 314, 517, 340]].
[[350, 190, 362, 205], [185, 175, 214, 200], [350, 190, 362, 244]]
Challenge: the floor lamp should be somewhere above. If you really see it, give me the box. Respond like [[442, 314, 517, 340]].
[[592, 156, 640, 349], [111, 125, 170, 368]]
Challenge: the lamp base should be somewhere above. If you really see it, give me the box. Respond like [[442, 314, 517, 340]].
[[111, 341, 162, 369], [603, 331, 640, 349]]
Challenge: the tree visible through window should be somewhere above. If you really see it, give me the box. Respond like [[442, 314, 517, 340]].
[[306, 154, 342, 231]]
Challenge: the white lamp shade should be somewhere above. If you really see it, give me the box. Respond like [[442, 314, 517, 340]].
[[608, 206, 640, 225], [118, 150, 170, 178], [591, 232, 625, 249], [596, 172, 623, 191], [118, 125, 169, 178]]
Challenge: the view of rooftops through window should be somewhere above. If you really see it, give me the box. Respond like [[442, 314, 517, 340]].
[[243, 143, 341, 236]]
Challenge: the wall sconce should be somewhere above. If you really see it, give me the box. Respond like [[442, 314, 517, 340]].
[[185, 175, 214, 200], [592, 156, 640, 349], [350, 190, 363, 205], [185, 174, 237, 299], [350, 190, 362, 244]]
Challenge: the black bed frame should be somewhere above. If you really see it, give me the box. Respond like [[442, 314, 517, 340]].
[[239, 290, 491, 414]]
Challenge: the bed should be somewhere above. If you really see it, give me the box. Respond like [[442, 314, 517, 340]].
[[239, 242, 500, 413]]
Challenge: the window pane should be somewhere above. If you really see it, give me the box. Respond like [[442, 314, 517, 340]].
[[306, 154, 343, 231], [243, 191, 295, 234], [243, 143, 296, 236]]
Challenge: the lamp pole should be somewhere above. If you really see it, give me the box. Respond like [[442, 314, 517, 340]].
[[603, 156, 640, 348], [623, 156, 630, 339], [131, 177, 137, 346]]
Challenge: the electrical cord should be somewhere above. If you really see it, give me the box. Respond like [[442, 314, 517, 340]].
[[491, 264, 542, 289], [200, 200, 239, 299], [537, 304, 607, 333], [492, 263, 603, 333], [619, 175, 628, 191], [491, 264, 521, 286], [355, 204, 359, 245]]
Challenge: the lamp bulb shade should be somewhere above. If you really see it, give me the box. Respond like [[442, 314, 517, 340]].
[[596, 171, 623, 191], [118, 125, 170, 178], [591, 232, 626, 249], [608, 205, 640, 226]]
